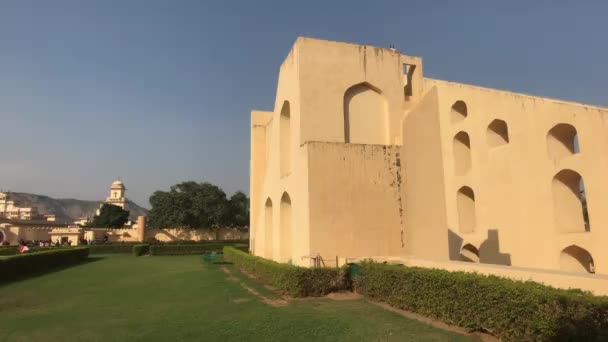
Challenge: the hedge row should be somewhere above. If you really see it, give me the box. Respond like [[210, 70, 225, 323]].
[[0, 246, 62, 256], [89, 239, 249, 246], [133, 244, 149, 257], [354, 261, 608, 341], [149, 244, 238, 256], [88, 244, 134, 254], [223, 247, 350, 297], [0, 247, 90, 282]]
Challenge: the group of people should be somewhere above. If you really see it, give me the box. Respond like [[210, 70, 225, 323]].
[[18, 239, 73, 247]]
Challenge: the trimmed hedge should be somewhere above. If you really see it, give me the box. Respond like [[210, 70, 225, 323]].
[[0, 247, 90, 282], [149, 244, 236, 256], [223, 247, 351, 297], [132, 244, 149, 256], [355, 261, 608, 341], [88, 244, 133, 254]]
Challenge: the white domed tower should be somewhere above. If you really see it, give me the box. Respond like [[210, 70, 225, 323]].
[[106, 178, 128, 210]]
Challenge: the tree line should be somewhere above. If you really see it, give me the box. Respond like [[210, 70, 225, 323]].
[[147, 181, 249, 230]]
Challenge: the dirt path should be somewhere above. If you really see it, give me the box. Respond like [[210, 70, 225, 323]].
[[221, 266, 288, 307]]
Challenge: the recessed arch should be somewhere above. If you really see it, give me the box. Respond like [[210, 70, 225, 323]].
[[453, 131, 471, 175], [487, 119, 509, 147], [457, 186, 476, 234], [547, 123, 579, 159], [344, 82, 389, 144], [280, 101, 291, 177], [280, 192, 292, 263], [264, 198, 273, 259], [552, 169, 590, 233], [460, 243, 480, 263], [451, 101, 468, 123], [560, 245, 595, 273]]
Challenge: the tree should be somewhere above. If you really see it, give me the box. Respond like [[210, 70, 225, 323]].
[[147, 182, 249, 231], [224, 191, 249, 228], [92, 204, 130, 228]]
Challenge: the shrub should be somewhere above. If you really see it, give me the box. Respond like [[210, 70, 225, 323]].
[[354, 261, 608, 341], [132, 244, 150, 257], [0, 246, 18, 256], [0, 247, 89, 282], [88, 244, 133, 254], [149, 244, 233, 256], [223, 247, 351, 297]]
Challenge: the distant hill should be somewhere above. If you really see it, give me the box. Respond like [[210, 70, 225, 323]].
[[8, 192, 148, 223]]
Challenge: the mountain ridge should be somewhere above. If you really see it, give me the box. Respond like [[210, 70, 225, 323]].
[[7, 192, 148, 223]]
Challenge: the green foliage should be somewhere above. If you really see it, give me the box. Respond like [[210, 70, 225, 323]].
[[225, 191, 249, 228], [0, 247, 89, 283], [147, 181, 249, 229], [223, 247, 351, 297], [355, 261, 608, 341], [132, 244, 150, 256], [149, 244, 240, 256], [88, 244, 133, 254], [92, 204, 130, 228]]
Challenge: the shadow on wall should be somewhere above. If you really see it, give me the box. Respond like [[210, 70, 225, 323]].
[[448, 229, 511, 266]]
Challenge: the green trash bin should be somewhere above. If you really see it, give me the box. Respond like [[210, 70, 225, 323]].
[[349, 263, 362, 280]]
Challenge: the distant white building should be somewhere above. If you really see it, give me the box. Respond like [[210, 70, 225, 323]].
[[0, 192, 40, 220]]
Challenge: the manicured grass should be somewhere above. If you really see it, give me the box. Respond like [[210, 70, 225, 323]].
[[0, 255, 471, 341]]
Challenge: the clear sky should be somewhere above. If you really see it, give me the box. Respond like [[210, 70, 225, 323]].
[[1, 1, 607, 207]]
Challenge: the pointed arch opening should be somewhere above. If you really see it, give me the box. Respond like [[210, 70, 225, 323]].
[[344, 82, 389, 144], [547, 123, 579, 159], [487, 119, 509, 147], [280, 101, 291, 177], [453, 131, 471, 175], [264, 198, 273, 259], [460, 243, 480, 263], [280, 192, 292, 263], [457, 186, 476, 234], [560, 245, 595, 273], [552, 169, 590, 233], [451, 101, 468, 123]]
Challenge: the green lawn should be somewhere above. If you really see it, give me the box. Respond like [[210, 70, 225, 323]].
[[0, 255, 471, 342]]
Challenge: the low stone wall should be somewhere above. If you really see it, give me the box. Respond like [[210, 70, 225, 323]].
[[147, 228, 249, 242]]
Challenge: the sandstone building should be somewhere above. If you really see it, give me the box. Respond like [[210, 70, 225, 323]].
[[249, 37, 608, 294]]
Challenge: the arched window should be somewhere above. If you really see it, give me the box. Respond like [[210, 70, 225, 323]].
[[487, 119, 509, 147], [457, 186, 476, 233], [552, 169, 590, 233], [460, 243, 480, 263], [264, 198, 273, 259], [453, 131, 471, 175], [451, 101, 468, 123], [560, 245, 595, 273], [280, 101, 291, 177], [547, 123, 578, 159], [280, 192, 292, 262], [344, 82, 389, 144]]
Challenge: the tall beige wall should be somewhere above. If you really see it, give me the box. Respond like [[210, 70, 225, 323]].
[[307, 142, 404, 261], [401, 87, 450, 260], [250, 42, 311, 265], [428, 78, 608, 273]]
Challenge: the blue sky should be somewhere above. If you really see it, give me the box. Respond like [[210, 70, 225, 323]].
[[1, 1, 606, 207]]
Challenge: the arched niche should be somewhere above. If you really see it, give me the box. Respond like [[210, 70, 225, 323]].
[[280, 101, 291, 177], [460, 243, 480, 263], [560, 245, 595, 274], [264, 198, 273, 259], [552, 169, 590, 233], [547, 123, 579, 159], [487, 119, 509, 147], [344, 82, 389, 144], [280, 192, 292, 262], [451, 101, 468, 123], [453, 131, 471, 175], [457, 186, 476, 234]]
